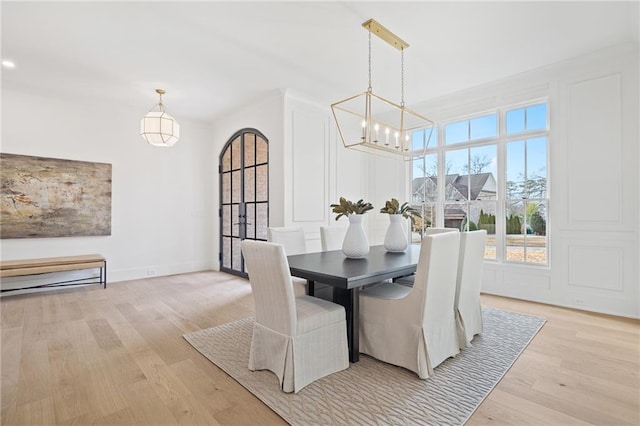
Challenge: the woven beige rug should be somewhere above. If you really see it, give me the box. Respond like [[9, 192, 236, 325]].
[[184, 307, 545, 425]]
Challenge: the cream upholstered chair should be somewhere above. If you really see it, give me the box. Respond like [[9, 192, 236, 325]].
[[396, 228, 486, 349], [359, 232, 461, 379], [241, 240, 349, 393], [455, 230, 487, 348], [395, 228, 459, 287], [320, 226, 347, 251], [267, 227, 307, 296]]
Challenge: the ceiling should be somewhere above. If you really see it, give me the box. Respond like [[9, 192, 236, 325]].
[[2, 1, 638, 123]]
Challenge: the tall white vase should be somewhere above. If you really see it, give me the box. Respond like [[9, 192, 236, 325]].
[[384, 214, 408, 252], [342, 214, 370, 258]]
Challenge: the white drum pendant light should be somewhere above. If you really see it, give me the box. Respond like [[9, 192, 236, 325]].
[[140, 88, 180, 147]]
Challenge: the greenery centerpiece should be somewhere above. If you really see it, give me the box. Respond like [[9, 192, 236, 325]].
[[379, 198, 421, 252], [379, 198, 421, 224], [330, 197, 374, 220], [330, 197, 373, 258]]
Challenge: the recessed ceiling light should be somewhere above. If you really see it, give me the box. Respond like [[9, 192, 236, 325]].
[[2, 60, 16, 69]]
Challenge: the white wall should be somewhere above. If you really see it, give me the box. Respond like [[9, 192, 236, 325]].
[[410, 43, 639, 318], [282, 90, 406, 252], [0, 87, 216, 285]]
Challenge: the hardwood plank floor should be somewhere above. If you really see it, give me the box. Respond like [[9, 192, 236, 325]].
[[1, 271, 638, 425]]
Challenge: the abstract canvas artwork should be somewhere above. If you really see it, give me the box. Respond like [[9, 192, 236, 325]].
[[0, 153, 112, 239]]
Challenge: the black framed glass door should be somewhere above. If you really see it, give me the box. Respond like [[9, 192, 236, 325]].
[[219, 128, 269, 277]]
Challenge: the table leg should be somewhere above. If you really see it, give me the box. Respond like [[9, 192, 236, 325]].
[[333, 287, 360, 363], [307, 280, 315, 296]]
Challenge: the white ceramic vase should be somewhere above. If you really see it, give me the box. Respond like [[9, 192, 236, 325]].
[[384, 214, 408, 252], [342, 214, 370, 258]]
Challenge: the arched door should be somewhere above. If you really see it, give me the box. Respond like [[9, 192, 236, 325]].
[[219, 128, 269, 277]]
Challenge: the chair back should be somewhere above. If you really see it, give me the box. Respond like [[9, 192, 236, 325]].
[[267, 227, 306, 255], [320, 226, 347, 251], [423, 227, 458, 236], [241, 240, 296, 336], [412, 232, 460, 327], [456, 230, 486, 318]]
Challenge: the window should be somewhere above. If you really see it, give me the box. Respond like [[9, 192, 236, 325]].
[[444, 113, 497, 145], [411, 102, 548, 265]]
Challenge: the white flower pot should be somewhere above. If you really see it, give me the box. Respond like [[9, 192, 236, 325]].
[[384, 214, 408, 252], [342, 214, 370, 258]]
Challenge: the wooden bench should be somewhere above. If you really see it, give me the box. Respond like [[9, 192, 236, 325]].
[[0, 254, 106, 293]]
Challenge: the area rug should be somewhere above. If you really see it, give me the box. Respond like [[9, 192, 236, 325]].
[[184, 307, 545, 425]]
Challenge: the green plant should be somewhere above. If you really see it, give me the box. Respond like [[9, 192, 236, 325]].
[[330, 197, 374, 221], [379, 198, 421, 225], [529, 211, 546, 235], [461, 217, 478, 231]]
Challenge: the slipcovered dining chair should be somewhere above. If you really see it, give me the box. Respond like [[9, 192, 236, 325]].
[[320, 226, 347, 251], [455, 230, 487, 348], [359, 232, 461, 379], [396, 228, 487, 349], [267, 227, 307, 296], [241, 240, 349, 393], [395, 227, 459, 287]]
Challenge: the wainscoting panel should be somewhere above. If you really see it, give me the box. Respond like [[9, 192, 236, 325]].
[[292, 110, 327, 223], [567, 73, 622, 226], [568, 245, 623, 292]]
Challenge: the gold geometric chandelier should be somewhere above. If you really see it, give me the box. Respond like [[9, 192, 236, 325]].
[[140, 88, 180, 147], [331, 19, 435, 161]]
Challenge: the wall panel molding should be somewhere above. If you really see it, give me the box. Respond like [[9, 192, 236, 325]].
[[566, 73, 623, 226], [568, 245, 623, 292]]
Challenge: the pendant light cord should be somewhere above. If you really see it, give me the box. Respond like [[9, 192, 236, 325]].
[[368, 29, 372, 92], [401, 48, 405, 107]]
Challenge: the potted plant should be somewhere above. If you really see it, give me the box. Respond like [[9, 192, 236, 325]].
[[379, 198, 421, 252], [330, 197, 373, 258]]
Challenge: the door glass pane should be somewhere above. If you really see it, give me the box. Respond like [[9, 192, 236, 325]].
[[231, 170, 241, 203], [244, 134, 256, 167], [231, 204, 239, 237], [246, 203, 256, 239], [256, 136, 268, 164], [222, 147, 231, 172], [222, 173, 231, 204], [222, 205, 231, 236], [256, 164, 268, 202], [256, 203, 268, 240], [244, 167, 255, 202], [232, 238, 242, 270], [231, 137, 241, 170], [222, 237, 231, 268]]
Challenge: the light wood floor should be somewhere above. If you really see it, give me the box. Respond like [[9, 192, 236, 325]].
[[1, 271, 638, 425]]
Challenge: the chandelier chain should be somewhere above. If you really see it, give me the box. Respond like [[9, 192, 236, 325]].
[[401, 48, 405, 107], [368, 29, 372, 91]]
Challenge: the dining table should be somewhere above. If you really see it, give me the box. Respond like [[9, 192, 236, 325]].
[[287, 244, 420, 363]]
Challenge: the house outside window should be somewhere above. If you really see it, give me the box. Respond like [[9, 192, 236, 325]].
[[411, 101, 548, 265]]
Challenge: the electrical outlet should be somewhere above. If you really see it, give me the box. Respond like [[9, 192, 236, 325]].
[[146, 269, 157, 276]]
